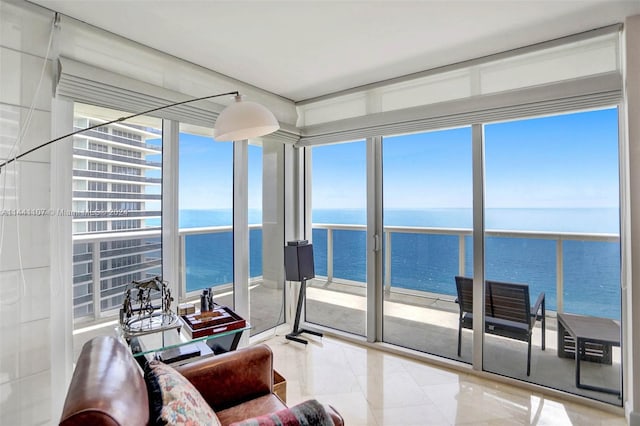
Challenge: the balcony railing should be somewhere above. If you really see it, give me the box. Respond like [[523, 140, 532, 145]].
[[73, 169, 162, 184], [313, 223, 619, 316], [72, 229, 162, 321], [73, 148, 161, 168], [72, 191, 162, 200], [178, 224, 262, 297], [72, 223, 620, 322], [75, 127, 162, 151]]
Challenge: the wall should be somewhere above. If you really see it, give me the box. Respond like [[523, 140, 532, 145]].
[[0, 1, 56, 424]]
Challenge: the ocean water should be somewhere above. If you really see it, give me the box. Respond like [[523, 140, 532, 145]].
[[180, 208, 621, 319]]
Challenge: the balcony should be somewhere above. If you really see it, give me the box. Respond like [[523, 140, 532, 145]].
[[72, 191, 162, 201], [311, 223, 619, 316], [75, 127, 162, 152], [71, 223, 621, 405], [73, 169, 162, 184], [306, 223, 621, 406], [73, 148, 162, 168]]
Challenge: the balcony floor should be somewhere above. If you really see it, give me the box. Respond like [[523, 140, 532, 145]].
[[252, 278, 622, 406]]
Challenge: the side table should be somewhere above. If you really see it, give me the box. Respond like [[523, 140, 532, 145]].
[[556, 312, 620, 396]]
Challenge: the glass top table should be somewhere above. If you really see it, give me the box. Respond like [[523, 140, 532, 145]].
[[122, 323, 251, 357], [117, 312, 251, 364]]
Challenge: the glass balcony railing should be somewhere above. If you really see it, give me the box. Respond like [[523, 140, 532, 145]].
[[312, 223, 620, 319], [72, 230, 162, 321], [72, 224, 620, 322], [73, 148, 162, 168], [179, 225, 263, 296], [73, 169, 162, 184], [75, 127, 163, 151], [72, 191, 162, 200]]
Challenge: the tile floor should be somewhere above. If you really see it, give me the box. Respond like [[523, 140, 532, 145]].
[[71, 288, 626, 426], [262, 333, 626, 426]]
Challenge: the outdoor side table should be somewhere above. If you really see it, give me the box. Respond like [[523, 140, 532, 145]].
[[556, 312, 620, 396]]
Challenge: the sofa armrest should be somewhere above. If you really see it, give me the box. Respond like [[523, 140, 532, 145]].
[[176, 344, 273, 411], [60, 336, 149, 426]]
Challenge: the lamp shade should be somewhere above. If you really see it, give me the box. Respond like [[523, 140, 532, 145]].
[[214, 95, 280, 141]]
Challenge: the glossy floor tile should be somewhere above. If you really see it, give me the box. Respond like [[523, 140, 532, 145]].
[[263, 334, 626, 426]]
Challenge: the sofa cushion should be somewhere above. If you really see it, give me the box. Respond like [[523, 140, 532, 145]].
[[228, 399, 335, 426], [145, 360, 221, 426]]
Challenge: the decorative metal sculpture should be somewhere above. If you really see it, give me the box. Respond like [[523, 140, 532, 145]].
[[119, 276, 180, 338]]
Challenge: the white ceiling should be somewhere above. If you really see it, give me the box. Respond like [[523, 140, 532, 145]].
[[30, 0, 640, 102]]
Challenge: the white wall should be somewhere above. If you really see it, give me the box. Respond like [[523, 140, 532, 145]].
[[0, 1, 57, 424]]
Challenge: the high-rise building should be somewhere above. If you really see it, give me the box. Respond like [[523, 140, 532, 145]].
[[71, 109, 162, 321]]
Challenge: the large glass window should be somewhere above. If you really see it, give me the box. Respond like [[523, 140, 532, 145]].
[[482, 108, 621, 404], [178, 124, 233, 307], [382, 127, 472, 361], [307, 140, 367, 336], [72, 103, 162, 321]]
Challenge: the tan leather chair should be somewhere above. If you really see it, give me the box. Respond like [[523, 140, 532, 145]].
[[59, 336, 343, 426]]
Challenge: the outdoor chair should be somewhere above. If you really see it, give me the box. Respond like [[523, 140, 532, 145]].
[[454, 276, 546, 376]]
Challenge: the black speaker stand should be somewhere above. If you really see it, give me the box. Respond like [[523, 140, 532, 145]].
[[286, 279, 323, 344]]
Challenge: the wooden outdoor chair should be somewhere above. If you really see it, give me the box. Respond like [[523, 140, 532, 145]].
[[454, 276, 546, 376]]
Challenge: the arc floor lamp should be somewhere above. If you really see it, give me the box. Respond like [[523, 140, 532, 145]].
[[0, 91, 280, 172]]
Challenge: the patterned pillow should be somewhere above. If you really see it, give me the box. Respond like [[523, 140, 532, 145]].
[[228, 399, 335, 426], [144, 360, 221, 426]]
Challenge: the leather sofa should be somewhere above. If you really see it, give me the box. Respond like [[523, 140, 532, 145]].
[[59, 335, 343, 425]]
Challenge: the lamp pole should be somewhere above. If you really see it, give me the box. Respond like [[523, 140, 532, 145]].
[[0, 90, 240, 173]]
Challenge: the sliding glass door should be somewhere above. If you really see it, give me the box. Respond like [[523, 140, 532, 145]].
[[381, 127, 472, 361]]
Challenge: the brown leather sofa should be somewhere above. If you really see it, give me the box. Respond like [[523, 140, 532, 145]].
[[59, 336, 343, 425]]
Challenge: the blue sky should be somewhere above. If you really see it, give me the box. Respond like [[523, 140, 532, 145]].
[[178, 135, 262, 210], [484, 108, 619, 208], [313, 107, 619, 209], [177, 108, 619, 211]]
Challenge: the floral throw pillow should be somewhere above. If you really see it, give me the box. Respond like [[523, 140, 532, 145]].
[[144, 360, 221, 426]]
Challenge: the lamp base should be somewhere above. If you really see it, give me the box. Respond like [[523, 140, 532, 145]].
[[285, 328, 323, 345]]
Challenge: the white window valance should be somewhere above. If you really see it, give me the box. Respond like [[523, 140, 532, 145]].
[[55, 57, 299, 144], [297, 26, 622, 146]]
